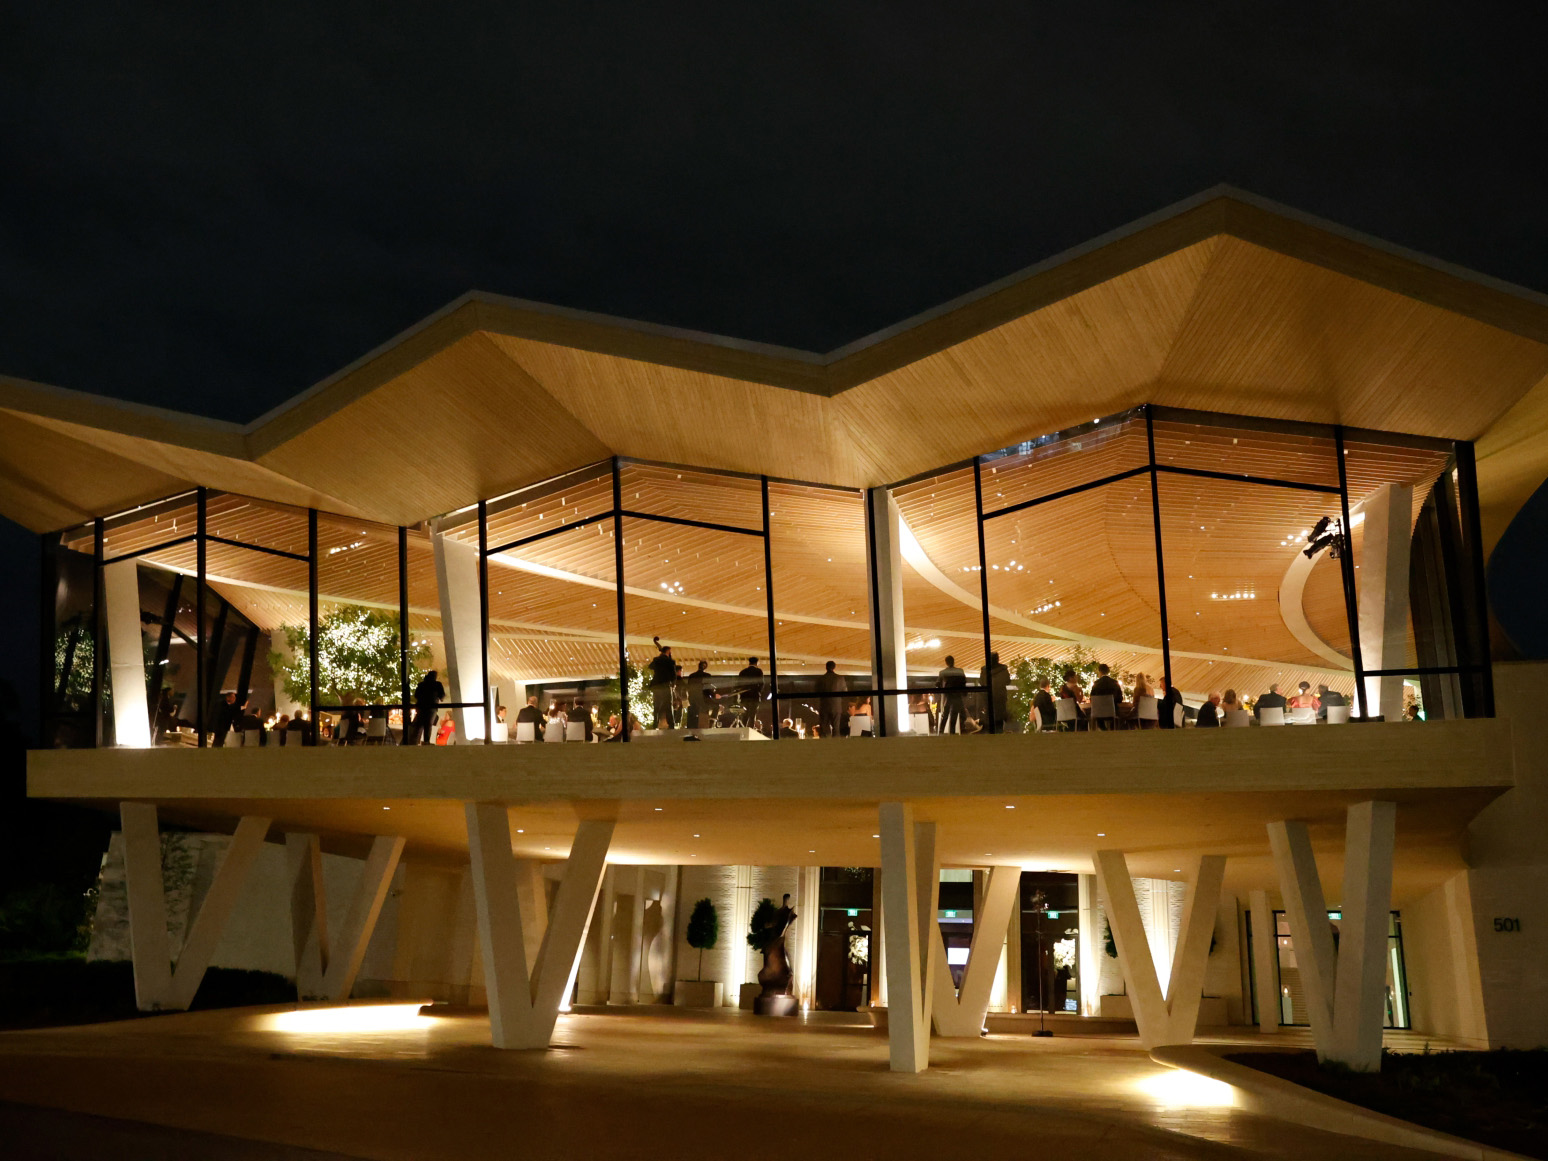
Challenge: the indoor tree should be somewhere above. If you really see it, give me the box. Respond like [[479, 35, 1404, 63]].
[[270, 606, 430, 707]]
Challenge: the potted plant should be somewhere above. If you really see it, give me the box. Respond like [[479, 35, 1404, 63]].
[[674, 897, 723, 1008]]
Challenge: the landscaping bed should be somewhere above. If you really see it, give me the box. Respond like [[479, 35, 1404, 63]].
[[1229, 1049, 1548, 1160], [0, 958, 292, 1030]]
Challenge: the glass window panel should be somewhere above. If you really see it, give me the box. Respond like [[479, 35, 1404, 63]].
[[979, 410, 1149, 517], [1156, 475, 1357, 713], [767, 483, 871, 732], [315, 511, 412, 717], [620, 516, 769, 732], [204, 492, 309, 556], [96, 493, 198, 561], [1151, 413, 1341, 490], [889, 465, 987, 696], [476, 461, 615, 552], [485, 519, 620, 719], [44, 529, 97, 747], [405, 523, 448, 710], [202, 548, 307, 733], [984, 478, 1161, 729], [619, 462, 763, 532]]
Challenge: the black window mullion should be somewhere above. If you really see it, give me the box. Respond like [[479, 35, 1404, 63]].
[[972, 458, 996, 734], [1146, 407, 1173, 692], [195, 490, 207, 746], [612, 457, 629, 742], [1334, 427, 1369, 718], [761, 475, 780, 740]]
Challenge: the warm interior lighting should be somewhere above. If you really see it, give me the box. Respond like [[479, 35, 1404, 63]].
[[263, 1003, 429, 1034], [1134, 1068, 1236, 1108]]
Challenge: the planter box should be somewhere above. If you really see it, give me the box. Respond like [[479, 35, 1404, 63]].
[[738, 982, 761, 1010], [673, 980, 723, 1009]]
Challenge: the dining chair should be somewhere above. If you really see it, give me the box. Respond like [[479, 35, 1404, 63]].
[[1134, 695, 1158, 728], [1055, 699, 1078, 732], [1224, 710, 1252, 728], [1088, 694, 1116, 731], [1259, 707, 1286, 726], [515, 722, 536, 743], [489, 721, 509, 743], [1290, 707, 1317, 725], [565, 720, 587, 742], [1325, 705, 1351, 724], [544, 719, 566, 742]]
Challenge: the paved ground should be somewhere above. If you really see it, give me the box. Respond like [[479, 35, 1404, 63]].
[[0, 1004, 1447, 1160]]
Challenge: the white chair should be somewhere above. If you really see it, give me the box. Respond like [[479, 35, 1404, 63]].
[[242, 728, 264, 747], [365, 716, 389, 744], [1290, 706, 1317, 725], [544, 719, 566, 743], [1259, 706, 1286, 726], [848, 714, 873, 737], [1174, 703, 1185, 728], [515, 722, 536, 743], [1028, 706, 1042, 732], [1055, 699, 1078, 731], [565, 720, 587, 742], [489, 721, 509, 743], [1224, 710, 1252, 728], [910, 712, 932, 735], [1134, 695, 1158, 727], [1088, 694, 1116, 731], [1325, 705, 1351, 724]]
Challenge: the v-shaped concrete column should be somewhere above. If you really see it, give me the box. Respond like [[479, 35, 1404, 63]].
[[1268, 801, 1396, 1071], [878, 802, 939, 1072], [283, 830, 406, 1003], [121, 804, 271, 1011], [465, 803, 614, 1048], [931, 865, 1019, 1037], [1093, 850, 1226, 1049]]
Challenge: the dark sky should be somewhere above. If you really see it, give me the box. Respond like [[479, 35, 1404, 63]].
[[3, 4, 1548, 726]]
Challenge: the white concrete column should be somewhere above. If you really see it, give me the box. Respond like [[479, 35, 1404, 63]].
[[514, 859, 549, 978], [582, 865, 618, 1005], [446, 868, 480, 1005], [870, 867, 886, 1008], [103, 560, 152, 748], [465, 802, 614, 1048], [431, 526, 486, 742], [321, 835, 407, 1002], [794, 865, 821, 1011], [1331, 801, 1397, 1068], [120, 804, 271, 1011], [865, 488, 909, 733], [879, 803, 937, 1072], [1268, 802, 1397, 1071], [1355, 483, 1414, 720], [1248, 889, 1279, 1035], [1094, 850, 1226, 1049], [1078, 873, 1100, 1017], [619, 866, 646, 1004], [931, 865, 1019, 1036], [286, 833, 328, 999], [728, 865, 754, 1004]]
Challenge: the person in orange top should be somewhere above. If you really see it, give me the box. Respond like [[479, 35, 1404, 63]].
[[434, 713, 456, 745], [1287, 681, 1320, 711]]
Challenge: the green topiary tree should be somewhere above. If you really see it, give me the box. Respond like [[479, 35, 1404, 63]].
[[685, 897, 718, 980], [270, 606, 430, 708]]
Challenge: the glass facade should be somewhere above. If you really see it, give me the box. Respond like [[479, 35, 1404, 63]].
[[1249, 909, 1411, 1030], [39, 407, 1494, 746]]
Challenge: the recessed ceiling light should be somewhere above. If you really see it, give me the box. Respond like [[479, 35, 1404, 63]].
[[654, 807, 663, 812], [872, 834, 880, 839], [1005, 804, 1015, 809], [693, 833, 700, 838], [1097, 832, 1105, 837], [809, 850, 816, 854], [382, 806, 390, 811]]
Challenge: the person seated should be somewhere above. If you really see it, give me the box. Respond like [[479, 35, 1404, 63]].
[[495, 705, 507, 724], [603, 712, 623, 742], [1196, 692, 1222, 728], [1315, 684, 1346, 720], [1221, 689, 1244, 718], [571, 699, 595, 741], [273, 713, 290, 745], [1089, 663, 1122, 702], [286, 712, 311, 746], [1288, 681, 1320, 711], [515, 695, 544, 738], [1031, 678, 1058, 731], [1131, 671, 1154, 699], [1255, 682, 1288, 720], [434, 713, 456, 745], [1057, 668, 1087, 729], [239, 700, 267, 745]]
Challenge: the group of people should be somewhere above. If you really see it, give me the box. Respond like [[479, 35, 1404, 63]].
[[1192, 681, 1347, 727], [1026, 669, 1352, 731], [646, 638, 768, 731]]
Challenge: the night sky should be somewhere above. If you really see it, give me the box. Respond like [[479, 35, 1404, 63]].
[[4, 4, 1548, 730]]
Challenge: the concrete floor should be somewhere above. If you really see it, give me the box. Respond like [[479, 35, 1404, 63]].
[[0, 1004, 1448, 1160]]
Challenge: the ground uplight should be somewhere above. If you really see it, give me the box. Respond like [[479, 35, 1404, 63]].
[[1134, 1068, 1236, 1108], [263, 1003, 430, 1034]]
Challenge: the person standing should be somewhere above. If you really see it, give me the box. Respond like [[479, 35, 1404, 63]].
[[211, 690, 239, 747], [737, 656, 764, 730], [815, 661, 847, 738], [647, 637, 676, 729], [409, 669, 445, 745], [938, 656, 967, 734], [978, 652, 1011, 733], [686, 660, 714, 729]]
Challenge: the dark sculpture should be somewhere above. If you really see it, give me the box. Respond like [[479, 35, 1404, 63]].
[[749, 893, 799, 1016]]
